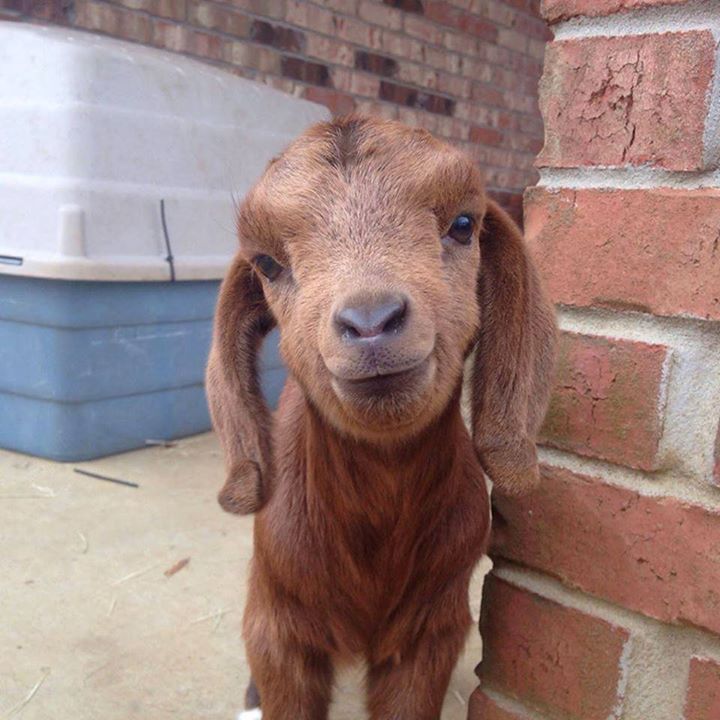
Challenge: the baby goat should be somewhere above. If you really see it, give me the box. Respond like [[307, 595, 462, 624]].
[[207, 116, 557, 720]]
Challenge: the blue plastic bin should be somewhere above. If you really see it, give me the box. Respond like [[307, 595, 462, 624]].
[[0, 275, 286, 461]]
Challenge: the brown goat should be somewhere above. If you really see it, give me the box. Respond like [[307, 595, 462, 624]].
[[206, 116, 557, 719]]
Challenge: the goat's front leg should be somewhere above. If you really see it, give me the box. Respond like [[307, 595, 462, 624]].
[[243, 601, 333, 720], [366, 590, 471, 720]]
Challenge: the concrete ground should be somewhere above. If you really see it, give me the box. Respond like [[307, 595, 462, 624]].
[[1, 433, 489, 720]]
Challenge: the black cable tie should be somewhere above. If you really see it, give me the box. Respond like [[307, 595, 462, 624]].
[[160, 198, 176, 283]]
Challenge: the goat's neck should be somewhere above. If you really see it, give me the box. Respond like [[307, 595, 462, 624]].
[[302, 394, 466, 518]]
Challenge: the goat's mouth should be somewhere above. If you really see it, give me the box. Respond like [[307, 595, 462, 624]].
[[330, 356, 434, 403]]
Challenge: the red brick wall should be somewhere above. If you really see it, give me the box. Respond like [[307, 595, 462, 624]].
[[471, 1, 720, 719], [0, 0, 549, 224]]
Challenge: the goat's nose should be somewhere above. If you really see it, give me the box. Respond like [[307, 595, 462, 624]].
[[334, 293, 408, 340]]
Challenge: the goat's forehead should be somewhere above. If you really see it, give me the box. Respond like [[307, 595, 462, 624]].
[[261, 142, 479, 214], [238, 122, 485, 256]]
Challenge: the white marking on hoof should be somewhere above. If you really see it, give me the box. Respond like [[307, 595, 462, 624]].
[[237, 708, 262, 720]]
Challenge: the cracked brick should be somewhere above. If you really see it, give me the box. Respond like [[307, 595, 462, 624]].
[[491, 466, 720, 635], [538, 31, 716, 171], [525, 187, 720, 321], [540, 332, 669, 471], [480, 575, 630, 720]]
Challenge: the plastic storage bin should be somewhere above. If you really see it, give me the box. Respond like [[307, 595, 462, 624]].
[[0, 25, 325, 461]]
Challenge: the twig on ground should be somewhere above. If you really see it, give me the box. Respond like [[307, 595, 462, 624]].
[[73, 468, 139, 489], [164, 557, 190, 577], [190, 608, 231, 626], [76, 531, 88, 554], [84, 662, 110, 683], [111, 563, 159, 586], [5, 668, 49, 719]]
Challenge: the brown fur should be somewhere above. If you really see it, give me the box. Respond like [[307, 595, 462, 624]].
[[206, 116, 557, 719]]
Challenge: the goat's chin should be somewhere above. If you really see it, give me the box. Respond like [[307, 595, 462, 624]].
[[327, 356, 442, 439]]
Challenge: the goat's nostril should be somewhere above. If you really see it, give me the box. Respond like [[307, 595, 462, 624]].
[[335, 294, 408, 340], [381, 300, 407, 335]]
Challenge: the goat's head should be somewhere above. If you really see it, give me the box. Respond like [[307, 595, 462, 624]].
[[207, 116, 557, 513]]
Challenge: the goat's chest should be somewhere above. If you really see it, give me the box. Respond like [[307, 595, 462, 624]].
[[265, 479, 480, 645]]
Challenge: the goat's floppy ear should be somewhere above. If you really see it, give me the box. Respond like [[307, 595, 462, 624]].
[[470, 199, 557, 495], [206, 254, 275, 514]]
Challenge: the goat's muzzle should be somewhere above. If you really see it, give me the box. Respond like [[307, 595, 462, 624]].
[[322, 289, 436, 412]]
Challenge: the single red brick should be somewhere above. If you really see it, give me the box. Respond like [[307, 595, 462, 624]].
[[470, 125, 504, 146], [189, 1, 250, 37], [303, 86, 356, 116], [354, 50, 398, 78], [526, 187, 720, 320], [540, 332, 669, 471], [543, 0, 691, 23], [538, 32, 716, 171], [685, 657, 720, 720], [251, 20, 305, 53], [424, 0, 498, 41], [480, 576, 629, 720], [379, 80, 415, 105], [281, 57, 331, 86], [493, 466, 720, 635], [468, 689, 532, 720]]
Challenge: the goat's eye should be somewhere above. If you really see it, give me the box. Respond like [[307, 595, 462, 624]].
[[446, 214, 475, 245], [253, 254, 284, 281]]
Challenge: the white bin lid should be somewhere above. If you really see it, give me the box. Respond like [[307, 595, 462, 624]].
[[0, 24, 329, 281]]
